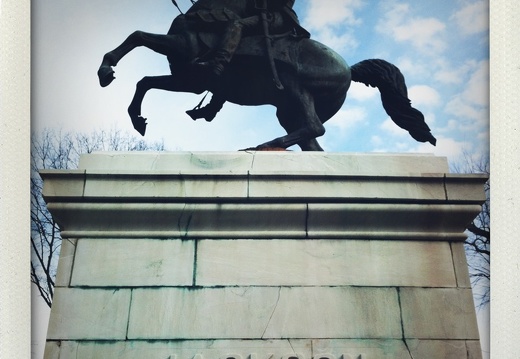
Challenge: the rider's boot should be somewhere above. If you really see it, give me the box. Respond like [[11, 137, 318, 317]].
[[193, 20, 243, 76], [186, 96, 225, 122]]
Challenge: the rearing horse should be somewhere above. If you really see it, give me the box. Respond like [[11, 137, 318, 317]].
[[98, 0, 436, 151]]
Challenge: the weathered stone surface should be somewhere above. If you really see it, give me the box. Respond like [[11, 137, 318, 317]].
[[445, 174, 488, 202], [311, 339, 412, 358], [47, 288, 131, 340], [263, 287, 402, 339], [49, 340, 484, 358], [78, 152, 255, 172], [400, 288, 480, 339], [43, 339, 418, 359], [196, 239, 456, 287], [54, 238, 76, 287], [307, 203, 481, 240], [248, 152, 449, 175], [249, 175, 447, 202], [71, 238, 195, 286], [44, 201, 482, 241], [40, 169, 85, 198], [128, 287, 281, 339], [49, 339, 427, 359], [174, 203, 308, 239], [49, 339, 314, 359], [128, 287, 402, 339], [43, 341, 60, 359], [451, 242, 472, 288], [82, 172, 250, 199], [42, 153, 487, 207], [406, 339, 479, 359], [47, 202, 308, 239], [78, 152, 450, 174], [466, 340, 484, 359]]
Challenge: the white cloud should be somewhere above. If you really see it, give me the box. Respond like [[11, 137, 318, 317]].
[[408, 85, 441, 108], [411, 136, 471, 159], [380, 118, 408, 138], [376, 113, 437, 150], [461, 60, 489, 107], [445, 60, 489, 126], [423, 112, 436, 126], [327, 107, 367, 133], [347, 81, 378, 102], [313, 27, 359, 53], [434, 59, 478, 85], [452, 0, 489, 35], [445, 97, 482, 121], [394, 57, 429, 78], [370, 135, 383, 147], [376, 2, 447, 54], [302, 0, 365, 52], [304, 0, 365, 29], [395, 18, 446, 52]]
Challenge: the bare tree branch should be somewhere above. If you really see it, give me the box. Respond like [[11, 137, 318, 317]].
[[31, 127, 165, 307], [451, 151, 490, 307]]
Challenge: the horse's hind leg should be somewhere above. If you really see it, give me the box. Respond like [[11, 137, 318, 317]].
[[98, 31, 182, 87], [298, 138, 324, 151], [276, 107, 324, 151], [257, 91, 325, 150]]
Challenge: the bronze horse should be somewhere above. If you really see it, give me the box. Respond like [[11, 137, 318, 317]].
[[97, 0, 436, 151]]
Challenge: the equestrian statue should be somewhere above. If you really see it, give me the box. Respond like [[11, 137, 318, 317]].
[[97, 0, 437, 151]]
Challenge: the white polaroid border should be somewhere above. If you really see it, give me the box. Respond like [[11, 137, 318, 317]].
[[489, 0, 520, 357], [1, 0, 518, 358], [0, 0, 31, 358]]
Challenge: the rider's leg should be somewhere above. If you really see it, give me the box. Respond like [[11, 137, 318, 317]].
[[194, 16, 260, 76]]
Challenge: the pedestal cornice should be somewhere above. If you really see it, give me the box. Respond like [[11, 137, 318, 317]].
[[40, 152, 487, 241]]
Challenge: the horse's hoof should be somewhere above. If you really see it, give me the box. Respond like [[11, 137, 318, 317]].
[[131, 116, 147, 136], [239, 147, 257, 152], [98, 66, 115, 87], [239, 145, 288, 152]]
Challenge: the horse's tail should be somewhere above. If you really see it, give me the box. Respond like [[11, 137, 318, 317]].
[[350, 59, 437, 146]]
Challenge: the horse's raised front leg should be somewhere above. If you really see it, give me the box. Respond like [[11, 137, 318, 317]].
[[98, 31, 182, 87], [128, 75, 202, 136]]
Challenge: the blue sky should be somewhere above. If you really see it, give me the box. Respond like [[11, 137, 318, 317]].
[[32, 0, 489, 166]]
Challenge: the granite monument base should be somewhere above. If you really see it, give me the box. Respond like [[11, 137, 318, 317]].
[[41, 152, 487, 359]]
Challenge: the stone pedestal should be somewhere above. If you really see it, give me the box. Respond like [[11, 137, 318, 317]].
[[41, 152, 487, 359]]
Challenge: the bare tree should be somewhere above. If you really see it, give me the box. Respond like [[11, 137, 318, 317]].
[[31, 128, 165, 307], [451, 153, 490, 307]]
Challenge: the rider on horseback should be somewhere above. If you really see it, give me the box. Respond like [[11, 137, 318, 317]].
[[99, 0, 436, 149], [191, 0, 310, 76], [187, 0, 310, 121]]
